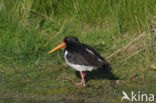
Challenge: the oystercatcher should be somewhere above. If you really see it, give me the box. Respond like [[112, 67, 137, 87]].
[[48, 36, 111, 86]]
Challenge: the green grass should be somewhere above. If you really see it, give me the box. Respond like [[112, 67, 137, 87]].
[[0, 0, 156, 103]]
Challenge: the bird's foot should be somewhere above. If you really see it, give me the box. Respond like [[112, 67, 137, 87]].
[[75, 72, 86, 87], [75, 82, 86, 87]]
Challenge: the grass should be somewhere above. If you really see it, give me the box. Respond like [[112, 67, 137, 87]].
[[0, 0, 156, 103]]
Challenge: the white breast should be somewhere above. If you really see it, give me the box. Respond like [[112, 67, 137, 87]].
[[64, 50, 95, 71]]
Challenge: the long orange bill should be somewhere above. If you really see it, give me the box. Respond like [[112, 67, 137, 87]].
[[48, 42, 66, 54]]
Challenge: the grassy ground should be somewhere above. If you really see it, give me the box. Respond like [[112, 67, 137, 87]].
[[0, 0, 156, 103]]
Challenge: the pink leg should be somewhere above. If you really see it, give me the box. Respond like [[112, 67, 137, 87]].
[[83, 71, 86, 77], [75, 72, 86, 86]]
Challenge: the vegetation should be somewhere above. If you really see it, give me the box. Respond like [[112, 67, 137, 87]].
[[0, 0, 156, 103]]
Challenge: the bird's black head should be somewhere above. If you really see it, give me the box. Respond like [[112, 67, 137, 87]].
[[48, 36, 79, 54], [64, 36, 80, 45]]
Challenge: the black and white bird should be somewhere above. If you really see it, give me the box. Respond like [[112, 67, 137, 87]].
[[48, 36, 111, 86]]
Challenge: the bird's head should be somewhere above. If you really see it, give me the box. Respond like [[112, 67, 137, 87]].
[[64, 36, 79, 45], [48, 36, 79, 54]]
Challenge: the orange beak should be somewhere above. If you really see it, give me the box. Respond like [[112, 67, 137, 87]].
[[48, 42, 66, 54]]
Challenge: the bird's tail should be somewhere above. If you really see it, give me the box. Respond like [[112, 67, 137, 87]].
[[102, 64, 112, 71]]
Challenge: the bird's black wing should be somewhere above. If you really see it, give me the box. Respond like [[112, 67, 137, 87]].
[[81, 44, 110, 66], [65, 43, 110, 68]]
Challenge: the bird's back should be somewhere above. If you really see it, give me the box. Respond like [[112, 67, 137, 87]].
[[65, 43, 111, 69]]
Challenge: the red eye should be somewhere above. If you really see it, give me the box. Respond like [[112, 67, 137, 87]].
[[66, 38, 70, 41]]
